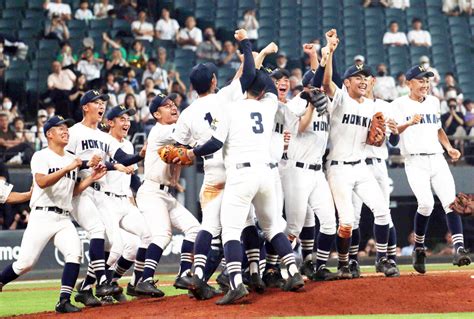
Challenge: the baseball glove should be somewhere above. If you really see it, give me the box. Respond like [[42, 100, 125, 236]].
[[158, 145, 194, 166], [300, 87, 328, 116], [449, 193, 473, 216], [366, 112, 386, 147]]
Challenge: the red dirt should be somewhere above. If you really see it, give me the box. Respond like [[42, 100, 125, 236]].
[[9, 272, 474, 318]]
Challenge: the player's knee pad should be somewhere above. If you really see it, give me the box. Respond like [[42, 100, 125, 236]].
[[374, 213, 391, 226], [417, 201, 434, 216], [337, 224, 352, 239]]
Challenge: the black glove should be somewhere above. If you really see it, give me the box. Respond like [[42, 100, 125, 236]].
[[300, 88, 328, 116]]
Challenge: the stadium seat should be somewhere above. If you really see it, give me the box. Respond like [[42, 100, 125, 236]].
[[174, 0, 194, 10], [239, 0, 256, 9], [68, 19, 87, 31], [25, 9, 46, 19], [2, 9, 24, 19], [5, 0, 27, 9], [28, 0, 45, 10], [112, 19, 131, 34], [259, 0, 275, 9], [0, 19, 19, 29], [196, 0, 215, 9], [301, 0, 319, 9], [281, 7, 299, 18]]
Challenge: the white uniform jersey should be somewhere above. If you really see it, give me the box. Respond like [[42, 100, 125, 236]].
[[172, 79, 244, 184], [363, 98, 392, 160], [214, 93, 278, 168], [327, 87, 378, 162], [143, 122, 175, 185], [102, 138, 135, 196], [0, 180, 13, 204], [30, 148, 78, 211], [392, 95, 443, 156], [270, 102, 296, 163], [66, 123, 120, 187]]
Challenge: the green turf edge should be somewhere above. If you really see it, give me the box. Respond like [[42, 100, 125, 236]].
[[274, 313, 474, 319]]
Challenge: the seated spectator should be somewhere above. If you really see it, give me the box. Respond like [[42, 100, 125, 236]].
[[45, 103, 56, 119], [131, 10, 154, 43], [0, 112, 34, 164], [219, 41, 240, 70], [419, 56, 441, 95], [102, 33, 127, 61], [196, 27, 222, 64], [373, 63, 398, 101], [155, 7, 180, 41], [43, 0, 72, 20], [443, 0, 461, 16], [8, 209, 29, 230], [125, 68, 140, 92], [363, 238, 377, 257], [276, 52, 288, 70], [116, 0, 137, 22], [407, 18, 431, 47], [141, 91, 157, 135], [441, 98, 466, 153], [433, 232, 454, 255], [30, 110, 48, 149], [77, 47, 103, 88], [105, 48, 129, 78], [81, 37, 104, 62], [127, 40, 149, 69], [238, 9, 259, 48], [117, 80, 139, 104], [363, 0, 389, 7], [56, 42, 77, 69], [401, 231, 415, 256], [1, 97, 20, 123], [75, 0, 94, 21], [47, 61, 76, 117], [13, 117, 34, 144], [167, 71, 187, 98], [102, 72, 120, 99], [353, 54, 365, 66], [138, 77, 161, 108], [460, 0, 473, 15], [463, 99, 474, 135], [68, 74, 89, 122], [141, 58, 168, 91], [45, 13, 70, 42], [389, 0, 410, 9], [156, 47, 175, 73], [0, 41, 10, 78], [94, 0, 114, 19], [395, 72, 410, 97], [177, 16, 202, 52], [383, 21, 408, 46], [123, 93, 140, 137], [441, 72, 462, 99]]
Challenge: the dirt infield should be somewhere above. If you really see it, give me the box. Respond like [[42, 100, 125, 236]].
[[10, 271, 474, 318]]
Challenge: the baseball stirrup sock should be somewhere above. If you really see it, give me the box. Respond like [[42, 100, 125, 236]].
[[271, 233, 298, 276], [299, 226, 315, 262], [81, 264, 96, 290], [192, 230, 213, 279], [203, 237, 223, 282], [141, 244, 163, 282], [374, 224, 389, 261], [259, 244, 267, 275], [88, 238, 106, 285], [349, 228, 360, 261], [388, 226, 397, 262], [446, 212, 464, 251], [242, 225, 261, 275], [112, 257, 134, 281], [336, 235, 350, 267], [264, 240, 279, 271], [224, 240, 243, 290], [60, 263, 80, 300], [414, 212, 430, 248], [178, 240, 194, 277], [0, 264, 19, 285], [131, 247, 146, 286], [316, 233, 335, 269]]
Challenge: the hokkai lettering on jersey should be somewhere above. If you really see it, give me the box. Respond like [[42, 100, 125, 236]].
[[313, 121, 329, 132], [80, 139, 110, 153], [47, 168, 77, 180], [341, 114, 371, 128], [274, 122, 284, 134], [405, 114, 439, 124]]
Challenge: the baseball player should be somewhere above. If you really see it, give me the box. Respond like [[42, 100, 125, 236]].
[[0, 181, 31, 204], [322, 30, 395, 278], [0, 116, 106, 313], [134, 93, 200, 297], [185, 69, 304, 305], [393, 65, 471, 273]]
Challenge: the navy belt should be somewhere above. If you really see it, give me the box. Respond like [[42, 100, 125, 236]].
[[235, 162, 276, 169], [295, 162, 321, 171], [104, 192, 127, 198], [35, 206, 69, 215], [90, 182, 101, 191], [203, 154, 214, 160], [410, 153, 436, 156], [365, 158, 382, 165], [330, 160, 362, 166]]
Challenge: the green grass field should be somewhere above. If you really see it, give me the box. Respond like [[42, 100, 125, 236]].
[[0, 264, 472, 318]]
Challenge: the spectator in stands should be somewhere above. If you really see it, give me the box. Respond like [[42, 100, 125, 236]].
[[13, 117, 34, 144], [441, 98, 466, 154], [8, 209, 29, 230], [128, 40, 149, 69], [141, 58, 168, 91], [460, 0, 474, 15], [373, 63, 398, 101], [276, 52, 288, 70], [383, 21, 408, 46], [56, 42, 77, 69], [102, 72, 120, 106], [117, 80, 139, 104], [77, 47, 103, 88], [363, 238, 377, 257], [433, 232, 454, 255], [389, 0, 410, 9], [443, 0, 461, 16], [44, 0, 72, 21], [196, 27, 222, 64], [45, 13, 70, 42], [156, 47, 175, 73], [69, 74, 88, 122], [419, 55, 441, 93], [401, 232, 415, 256], [0, 41, 10, 79], [30, 110, 48, 150], [177, 16, 202, 52], [75, 1, 94, 21], [131, 10, 154, 43], [463, 99, 474, 135], [45, 103, 56, 119], [81, 37, 104, 62], [407, 18, 432, 47], [441, 72, 462, 99], [138, 77, 161, 108], [47, 61, 76, 117], [123, 93, 140, 136], [167, 71, 187, 98], [238, 9, 259, 48], [219, 41, 240, 70], [1, 97, 18, 123], [94, 0, 114, 19], [0, 112, 34, 164], [125, 68, 140, 92], [141, 91, 156, 135], [363, 0, 389, 7], [102, 33, 127, 61], [116, 0, 137, 23], [395, 72, 410, 97], [353, 55, 365, 66], [105, 48, 129, 78], [155, 7, 180, 41]]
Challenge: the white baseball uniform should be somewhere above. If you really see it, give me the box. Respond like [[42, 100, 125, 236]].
[[0, 180, 13, 204]]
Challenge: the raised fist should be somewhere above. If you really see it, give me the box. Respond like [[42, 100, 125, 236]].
[[234, 29, 248, 42]]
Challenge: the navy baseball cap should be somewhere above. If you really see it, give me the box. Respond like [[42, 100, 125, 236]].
[[80, 90, 110, 107], [149, 93, 174, 114], [248, 69, 269, 94], [189, 63, 218, 93], [106, 105, 136, 120], [343, 64, 373, 80], [43, 115, 74, 134], [270, 68, 290, 80], [405, 65, 434, 81]]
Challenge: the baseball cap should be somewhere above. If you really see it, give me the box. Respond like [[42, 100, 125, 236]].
[[43, 115, 74, 135], [106, 105, 136, 120], [80, 90, 109, 107], [189, 63, 218, 94], [37, 109, 48, 117], [343, 64, 373, 80], [405, 65, 434, 81], [353, 55, 365, 63], [270, 68, 290, 80], [248, 69, 269, 95], [149, 93, 175, 114], [276, 52, 287, 58]]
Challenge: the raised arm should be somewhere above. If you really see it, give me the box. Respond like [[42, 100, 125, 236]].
[[234, 29, 256, 93], [35, 158, 81, 189], [322, 30, 339, 98]]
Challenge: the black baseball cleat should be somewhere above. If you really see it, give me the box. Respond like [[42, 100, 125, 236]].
[[74, 289, 102, 307], [348, 260, 361, 278], [113, 293, 128, 303], [262, 268, 285, 288], [55, 299, 81, 313], [337, 265, 353, 280], [189, 275, 218, 300], [376, 257, 400, 277], [412, 247, 427, 274], [95, 282, 117, 297], [216, 272, 230, 294], [174, 273, 194, 290], [135, 280, 165, 297], [453, 248, 472, 267], [126, 283, 138, 297], [100, 295, 114, 305], [299, 260, 315, 278], [110, 281, 124, 295], [248, 273, 266, 294], [215, 283, 249, 305], [282, 273, 304, 292], [311, 265, 338, 281]]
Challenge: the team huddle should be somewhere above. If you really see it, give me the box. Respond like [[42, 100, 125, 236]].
[[0, 28, 472, 313]]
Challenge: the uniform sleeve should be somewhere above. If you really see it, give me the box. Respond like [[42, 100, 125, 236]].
[[172, 110, 192, 145], [30, 152, 49, 175], [212, 105, 231, 143], [217, 79, 243, 102], [286, 96, 308, 117], [155, 124, 177, 147], [0, 181, 14, 204], [328, 86, 344, 114]]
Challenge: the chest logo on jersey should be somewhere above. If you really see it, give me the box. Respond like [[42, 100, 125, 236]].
[[81, 139, 110, 153], [313, 121, 329, 132], [405, 114, 439, 125], [48, 168, 77, 181], [341, 114, 371, 128]]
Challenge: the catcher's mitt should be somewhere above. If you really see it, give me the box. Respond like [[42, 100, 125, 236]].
[[449, 193, 473, 216], [158, 145, 194, 166], [367, 112, 386, 147], [300, 87, 328, 116]]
